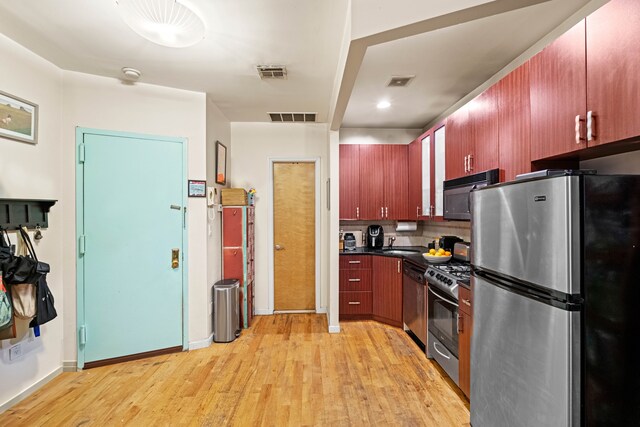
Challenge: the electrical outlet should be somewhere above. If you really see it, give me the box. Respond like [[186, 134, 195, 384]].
[[9, 344, 22, 361]]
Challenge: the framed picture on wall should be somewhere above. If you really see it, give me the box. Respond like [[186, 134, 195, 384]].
[[0, 90, 38, 145], [215, 141, 227, 185]]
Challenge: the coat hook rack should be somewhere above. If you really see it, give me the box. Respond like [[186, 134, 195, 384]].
[[0, 199, 57, 231]]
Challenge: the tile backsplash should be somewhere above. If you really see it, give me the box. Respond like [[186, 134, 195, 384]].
[[340, 220, 470, 247]]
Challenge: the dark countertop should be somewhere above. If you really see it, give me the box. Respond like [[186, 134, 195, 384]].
[[339, 246, 430, 269]]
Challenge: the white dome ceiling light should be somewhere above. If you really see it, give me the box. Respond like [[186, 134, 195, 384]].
[[121, 67, 142, 81], [115, 0, 205, 48]]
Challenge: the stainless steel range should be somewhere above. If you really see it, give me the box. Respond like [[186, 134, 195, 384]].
[[425, 243, 470, 386]]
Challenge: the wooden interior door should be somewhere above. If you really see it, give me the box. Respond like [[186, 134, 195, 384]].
[[273, 162, 316, 311], [339, 144, 360, 220], [586, 0, 640, 146], [529, 20, 587, 160], [383, 144, 409, 220]]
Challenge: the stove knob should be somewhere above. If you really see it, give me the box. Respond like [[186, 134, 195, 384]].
[[447, 279, 453, 285], [429, 271, 435, 276], [436, 274, 441, 280]]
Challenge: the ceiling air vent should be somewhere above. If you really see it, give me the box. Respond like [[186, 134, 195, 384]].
[[387, 75, 415, 87], [257, 65, 287, 79], [269, 112, 317, 123]]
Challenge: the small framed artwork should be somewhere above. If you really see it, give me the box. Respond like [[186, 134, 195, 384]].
[[0, 90, 38, 145], [215, 141, 227, 185], [188, 180, 206, 197]]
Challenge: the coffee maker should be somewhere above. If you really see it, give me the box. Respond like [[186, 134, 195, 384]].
[[366, 225, 384, 249]]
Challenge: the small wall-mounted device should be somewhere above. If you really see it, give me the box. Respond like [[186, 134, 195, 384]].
[[207, 187, 217, 207]]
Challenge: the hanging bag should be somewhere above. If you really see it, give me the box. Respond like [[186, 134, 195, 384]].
[[0, 273, 13, 331], [9, 228, 44, 320], [29, 275, 57, 327]]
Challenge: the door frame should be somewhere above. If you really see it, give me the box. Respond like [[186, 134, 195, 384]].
[[267, 157, 322, 314], [75, 127, 189, 369]]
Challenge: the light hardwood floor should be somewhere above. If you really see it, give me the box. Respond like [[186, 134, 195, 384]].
[[1, 315, 470, 426]]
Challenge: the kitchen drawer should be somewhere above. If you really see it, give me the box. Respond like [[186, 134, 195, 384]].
[[339, 270, 372, 292], [339, 255, 372, 270], [340, 291, 372, 315], [459, 285, 473, 316]]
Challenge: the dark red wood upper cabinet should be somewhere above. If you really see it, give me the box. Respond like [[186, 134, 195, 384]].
[[470, 84, 499, 174], [529, 20, 587, 160], [446, 104, 473, 180], [383, 144, 409, 220], [586, 0, 640, 146], [408, 139, 422, 220], [498, 62, 532, 182], [358, 145, 385, 220], [339, 145, 360, 220], [372, 256, 403, 327]]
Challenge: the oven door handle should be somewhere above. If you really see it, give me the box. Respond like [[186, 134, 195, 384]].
[[428, 286, 459, 307], [433, 342, 451, 360]]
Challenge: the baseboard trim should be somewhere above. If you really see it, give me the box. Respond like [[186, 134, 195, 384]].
[[62, 361, 78, 372], [328, 325, 341, 334], [84, 346, 182, 369], [0, 366, 62, 414], [316, 307, 327, 314], [189, 334, 213, 351], [255, 309, 273, 315]]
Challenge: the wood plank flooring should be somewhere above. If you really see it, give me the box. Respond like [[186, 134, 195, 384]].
[[1, 315, 470, 426]]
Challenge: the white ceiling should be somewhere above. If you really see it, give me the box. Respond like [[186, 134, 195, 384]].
[[342, 0, 593, 128], [0, 0, 348, 122], [0, 0, 598, 127]]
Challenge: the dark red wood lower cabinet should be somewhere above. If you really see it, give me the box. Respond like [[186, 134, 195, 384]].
[[372, 256, 403, 327], [458, 311, 472, 399]]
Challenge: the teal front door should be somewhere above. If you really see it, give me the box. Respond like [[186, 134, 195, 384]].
[[77, 129, 187, 368]]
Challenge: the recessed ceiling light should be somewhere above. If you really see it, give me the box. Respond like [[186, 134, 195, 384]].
[[377, 101, 391, 109], [116, 0, 206, 48]]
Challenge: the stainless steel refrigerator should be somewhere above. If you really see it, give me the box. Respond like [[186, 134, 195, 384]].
[[470, 172, 640, 427]]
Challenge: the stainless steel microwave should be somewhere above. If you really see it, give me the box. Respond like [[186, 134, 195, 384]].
[[443, 169, 499, 221]]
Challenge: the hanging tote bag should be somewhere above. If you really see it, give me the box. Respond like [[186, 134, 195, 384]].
[[9, 228, 44, 320], [0, 273, 13, 331], [29, 276, 57, 327]]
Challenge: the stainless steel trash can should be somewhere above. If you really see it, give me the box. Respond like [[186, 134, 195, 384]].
[[212, 279, 240, 343]]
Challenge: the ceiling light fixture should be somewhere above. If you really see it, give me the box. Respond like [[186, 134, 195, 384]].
[[377, 100, 391, 109], [115, 0, 205, 48]]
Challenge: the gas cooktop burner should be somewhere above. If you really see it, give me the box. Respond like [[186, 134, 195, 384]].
[[425, 260, 471, 300]]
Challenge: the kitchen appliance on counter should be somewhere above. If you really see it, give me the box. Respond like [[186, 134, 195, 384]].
[[438, 235, 463, 252], [343, 233, 356, 251], [443, 168, 499, 221], [403, 260, 427, 349], [453, 242, 470, 261], [425, 250, 471, 385], [366, 225, 384, 249], [471, 171, 640, 427]]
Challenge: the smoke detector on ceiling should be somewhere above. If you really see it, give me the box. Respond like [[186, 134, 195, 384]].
[[269, 112, 316, 123], [387, 75, 415, 87], [257, 65, 287, 79], [121, 67, 141, 82]]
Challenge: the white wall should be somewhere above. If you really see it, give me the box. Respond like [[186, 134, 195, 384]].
[[205, 97, 231, 340], [230, 123, 330, 315], [60, 71, 208, 360], [580, 150, 640, 174], [339, 128, 421, 145], [0, 34, 64, 409]]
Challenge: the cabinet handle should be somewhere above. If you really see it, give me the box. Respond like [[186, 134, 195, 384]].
[[348, 278, 361, 282], [397, 260, 401, 273], [468, 154, 473, 172], [457, 314, 463, 333], [348, 301, 361, 305], [381, 207, 384, 218], [575, 115, 586, 144], [587, 110, 596, 142], [463, 155, 468, 173], [385, 206, 388, 218], [462, 298, 471, 306], [416, 206, 420, 218], [356, 207, 359, 219], [348, 260, 361, 264], [430, 205, 435, 219]]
